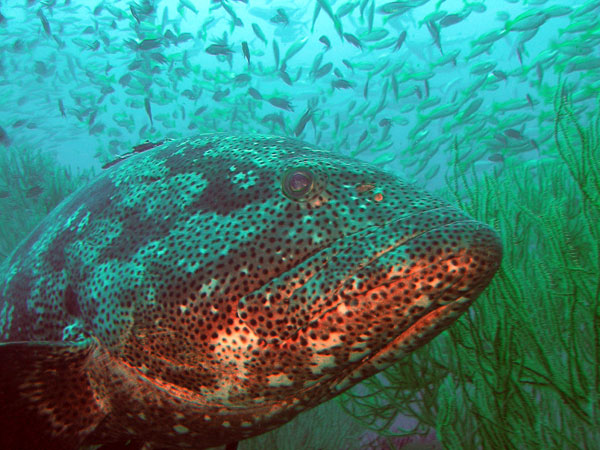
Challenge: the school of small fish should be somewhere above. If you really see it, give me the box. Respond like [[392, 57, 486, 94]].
[[0, 0, 598, 192]]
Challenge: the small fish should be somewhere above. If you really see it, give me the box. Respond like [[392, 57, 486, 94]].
[[150, 53, 168, 65], [367, 0, 374, 30], [273, 40, 280, 69], [248, 87, 263, 100], [25, 185, 43, 198], [179, 0, 198, 14], [343, 33, 362, 49], [361, 28, 388, 42], [336, 1, 358, 17], [279, 70, 293, 86], [310, 53, 323, 76], [317, 0, 344, 39], [268, 97, 294, 111], [535, 63, 543, 84], [426, 20, 443, 55], [461, 98, 484, 119], [212, 88, 230, 102], [311, 2, 321, 31], [488, 153, 505, 163], [37, 9, 51, 36], [234, 74, 251, 85], [270, 8, 289, 25], [492, 70, 507, 81], [294, 106, 315, 136], [144, 98, 153, 127], [0, 190, 9, 199], [313, 62, 333, 80], [319, 35, 331, 50], [205, 44, 233, 56], [358, 130, 368, 144], [332, 79, 353, 89], [282, 37, 308, 65], [526, 94, 534, 109], [471, 61, 496, 75], [58, 99, 66, 118], [530, 139, 539, 152], [138, 39, 162, 51], [130, 5, 140, 23], [505, 10, 547, 32], [504, 129, 525, 140], [251, 23, 267, 45], [220, 0, 240, 24], [415, 86, 422, 99], [260, 113, 284, 131], [241, 41, 250, 67], [440, 13, 464, 27], [194, 106, 208, 116], [394, 31, 407, 51]]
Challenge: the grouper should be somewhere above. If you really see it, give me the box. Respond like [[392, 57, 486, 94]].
[[0, 134, 502, 449]]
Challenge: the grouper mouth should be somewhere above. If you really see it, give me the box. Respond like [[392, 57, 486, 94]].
[[238, 206, 502, 345]]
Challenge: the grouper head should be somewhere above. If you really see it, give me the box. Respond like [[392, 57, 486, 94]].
[[0, 134, 502, 449]]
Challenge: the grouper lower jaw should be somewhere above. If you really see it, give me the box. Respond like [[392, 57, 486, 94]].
[[282, 217, 503, 380], [326, 218, 503, 386]]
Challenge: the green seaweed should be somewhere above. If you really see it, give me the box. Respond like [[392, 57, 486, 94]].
[[0, 146, 93, 260], [339, 88, 600, 449], [238, 397, 365, 450]]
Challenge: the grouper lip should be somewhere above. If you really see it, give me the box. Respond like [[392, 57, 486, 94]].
[[333, 211, 501, 310], [317, 212, 501, 337], [303, 218, 502, 395], [239, 206, 501, 344]]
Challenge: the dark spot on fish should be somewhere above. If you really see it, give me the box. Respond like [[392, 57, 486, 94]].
[[64, 285, 81, 317], [187, 156, 273, 215], [97, 204, 178, 263], [43, 226, 79, 271], [0, 269, 34, 334], [160, 142, 214, 172]]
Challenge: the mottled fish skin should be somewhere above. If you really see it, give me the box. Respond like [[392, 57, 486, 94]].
[[0, 134, 502, 449]]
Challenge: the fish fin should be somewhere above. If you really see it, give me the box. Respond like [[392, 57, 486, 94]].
[[0, 340, 105, 450]]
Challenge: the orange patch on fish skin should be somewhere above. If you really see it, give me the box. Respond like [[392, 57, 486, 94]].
[[356, 183, 375, 193]]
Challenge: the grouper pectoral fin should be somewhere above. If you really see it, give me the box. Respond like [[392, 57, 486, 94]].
[[0, 339, 105, 450]]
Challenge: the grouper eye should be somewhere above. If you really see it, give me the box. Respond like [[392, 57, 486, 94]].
[[282, 168, 314, 200]]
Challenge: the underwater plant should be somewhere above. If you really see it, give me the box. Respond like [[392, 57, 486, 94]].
[[238, 396, 364, 450], [0, 146, 92, 259], [338, 88, 600, 449]]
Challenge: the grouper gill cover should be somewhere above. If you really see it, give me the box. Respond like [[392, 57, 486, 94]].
[[0, 134, 502, 449]]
